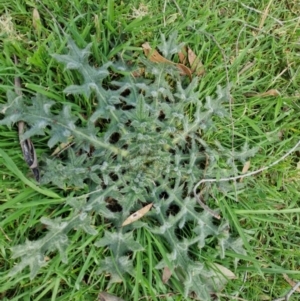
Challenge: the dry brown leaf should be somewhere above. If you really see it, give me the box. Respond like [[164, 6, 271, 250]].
[[32, 8, 42, 36], [178, 46, 188, 65], [122, 203, 153, 226], [187, 47, 197, 67], [242, 161, 251, 174], [187, 47, 205, 76], [283, 274, 300, 293], [142, 42, 170, 63], [212, 263, 236, 279], [260, 89, 280, 97], [245, 89, 280, 98], [176, 63, 192, 80], [32, 8, 40, 28], [240, 161, 251, 182], [142, 42, 192, 80], [178, 52, 185, 64], [162, 266, 172, 283], [98, 292, 125, 301]]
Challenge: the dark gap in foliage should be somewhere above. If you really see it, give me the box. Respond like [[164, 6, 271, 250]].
[[27, 224, 48, 241], [168, 148, 176, 156], [101, 80, 112, 90], [158, 111, 166, 121], [120, 88, 131, 98], [180, 182, 189, 198], [184, 136, 193, 149], [95, 118, 108, 129], [124, 120, 131, 127], [106, 72, 119, 82], [124, 250, 134, 258], [194, 205, 203, 213], [122, 143, 128, 150], [109, 172, 118, 181], [168, 179, 176, 189], [174, 228, 186, 241], [199, 157, 207, 170], [94, 214, 105, 227], [105, 197, 122, 212], [188, 245, 201, 261], [122, 104, 135, 111], [210, 212, 222, 227], [166, 204, 180, 216], [82, 272, 94, 285], [159, 191, 169, 200], [114, 103, 123, 111], [175, 222, 194, 240], [109, 132, 120, 144], [86, 145, 95, 157]]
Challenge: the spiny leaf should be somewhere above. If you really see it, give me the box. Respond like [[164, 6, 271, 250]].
[[95, 231, 144, 256], [52, 39, 93, 70], [0, 90, 25, 128], [158, 31, 185, 59], [53, 39, 112, 99], [9, 249, 47, 280], [96, 256, 134, 284]]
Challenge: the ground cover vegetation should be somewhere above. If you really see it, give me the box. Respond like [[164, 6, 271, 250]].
[[0, 1, 300, 300]]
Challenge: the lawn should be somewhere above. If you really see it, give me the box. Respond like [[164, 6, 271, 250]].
[[1, 0, 300, 300]]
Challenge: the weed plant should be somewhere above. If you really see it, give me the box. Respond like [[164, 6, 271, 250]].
[[1, 32, 256, 300], [1, 1, 300, 301]]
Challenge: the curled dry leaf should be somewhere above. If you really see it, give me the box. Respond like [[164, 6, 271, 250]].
[[142, 42, 192, 80], [240, 160, 250, 182], [187, 47, 205, 76], [142, 42, 171, 63], [98, 292, 125, 301], [176, 63, 192, 80], [122, 203, 153, 226]]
